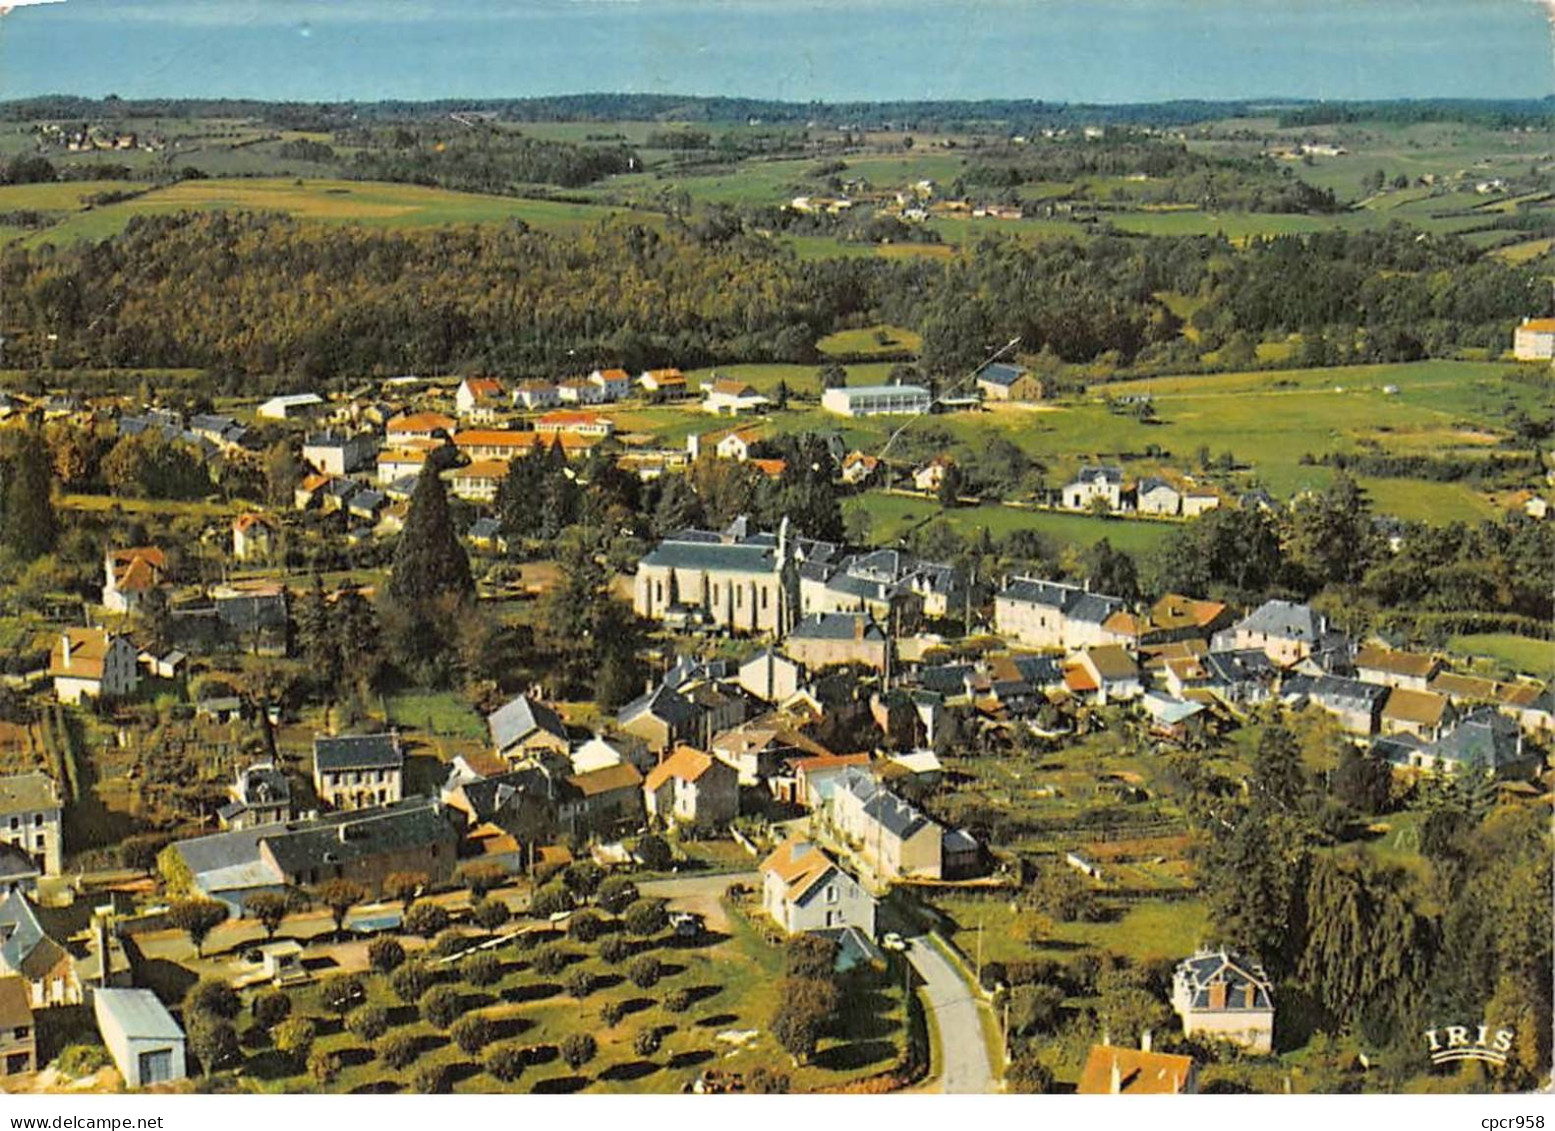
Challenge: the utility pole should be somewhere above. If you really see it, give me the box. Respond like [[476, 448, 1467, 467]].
[[975, 908, 984, 984]]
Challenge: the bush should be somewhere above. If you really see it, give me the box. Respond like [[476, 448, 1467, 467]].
[[568, 910, 603, 943], [560, 1032, 597, 1071], [598, 934, 631, 964], [378, 1030, 418, 1070], [405, 901, 451, 939], [631, 1028, 660, 1057], [628, 954, 661, 989], [433, 929, 471, 959], [272, 1017, 315, 1066], [471, 899, 510, 933], [346, 1004, 390, 1043], [484, 1042, 526, 1083], [634, 834, 673, 871], [308, 1048, 341, 1087], [450, 1014, 493, 1056], [599, 999, 626, 1027], [1008, 984, 1066, 1037], [562, 861, 604, 901], [1007, 1052, 1054, 1094], [420, 985, 462, 1030], [747, 1065, 790, 1094], [597, 875, 639, 916], [622, 898, 667, 938], [784, 935, 839, 981], [663, 987, 691, 1013], [184, 978, 241, 1021], [251, 989, 292, 1030], [368, 936, 406, 973], [532, 944, 569, 977], [563, 968, 594, 999], [186, 1013, 239, 1075], [529, 883, 572, 919], [458, 862, 507, 899], [390, 961, 434, 1004], [411, 1062, 451, 1094], [57, 1044, 111, 1078], [463, 950, 502, 987]]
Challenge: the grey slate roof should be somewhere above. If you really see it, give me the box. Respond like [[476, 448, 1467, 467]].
[[314, 733, 403, 773], [1174, 949, 1273, 1012], [1204, 649, 1277, 686], [1295, 674, 1388, 712], [977, 362, 1029, 388], [0, 771, 60, 815], [788, 612, 886, 642], [488, 694, 568, 753], [263, 800, 457, 878], [1428, 708, 1524, 772], [1235, 599, 1326, 644], [1012, 655, 1065, 686], [639, 540, 776, 574], [235, 764, 290, 808], [862, 790, 932, 840], [995, 577, 1123, 624], [1074, 465, 1124, 485], [618, 683, 698, 729]]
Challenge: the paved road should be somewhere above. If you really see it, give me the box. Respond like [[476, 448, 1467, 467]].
[[904, 935, 997, 1094]]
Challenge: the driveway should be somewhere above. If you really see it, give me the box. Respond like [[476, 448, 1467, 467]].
[[904, 935, 997, 1094], [640, 870, 758, 932]]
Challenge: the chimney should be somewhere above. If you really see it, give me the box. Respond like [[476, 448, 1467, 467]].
[[1208, 981, 1227, 1009], [1141, 1029, 1152, 1052], [855, 616, 866, 641], [1109, 1055, 1122, 1094], [686, 433, 701, 460], [59, 633, 72, 669]]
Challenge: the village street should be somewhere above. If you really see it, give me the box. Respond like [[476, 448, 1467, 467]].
[[901, 936, 998, 1094]]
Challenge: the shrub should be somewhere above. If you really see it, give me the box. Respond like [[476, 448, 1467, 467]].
[[186, 1013, 239, 1075], [628, 954, 661, 989], [784, 935, 839, 981], [747, 1065, 790, 1094], [251, 989, 291, 1030], [378, 1030, 418, 1070], [368, 936, 405, 973], [184, 978, 241, 1021], [420, 985, 462, 1030], [631, 1028, 660, 1057], [472, 899, 510, 933], [560, 1032, 597, 1071], [484, 1042, 526, 1083], [57, 1044, 111, 1078], [663, 987, 691, 1013], [390, 961, 434, 1004], [1007, 1052, 1054, 1094], [599, 999, 625, 1027], [450, 1014, 494, 1056], [272, 1017, 315, 1066], [597, 875, 639, 916], [346, 1004, 389, 1043], [622, 898, 667, 938], [411, 1062, 451, 1094], [307, 1048, 341, 1087], [529, 883, 572, 919], [634, 834, 673, 871], [568, 910, 603, 943], [563, 968, 594, 1000], [562, 861, 604, 901], [405, 901, 451, 939], [433, 929, 470, 959], [532, 943, 568, 977], [598, 934, 631, 964], [458, 862, 507, 899], [463, 950, 502, 987]]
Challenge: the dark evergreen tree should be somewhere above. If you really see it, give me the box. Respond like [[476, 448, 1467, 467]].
[[389, 463, 472, 605], [1, 428, 56, 559]]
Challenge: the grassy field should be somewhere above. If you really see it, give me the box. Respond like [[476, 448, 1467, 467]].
[[816, 324, 923, 358], [384, 690, 488, 742], [844, 493, 1179, 555], [2, 178, 664, 248], [1446, 633, 1555, 680], [928, 892, 1208, 967]]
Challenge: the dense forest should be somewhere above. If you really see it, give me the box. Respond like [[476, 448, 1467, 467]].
[[0, 210, 1543, 377]]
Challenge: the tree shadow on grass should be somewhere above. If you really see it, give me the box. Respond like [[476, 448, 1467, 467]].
[[683, 983, 723, 1006], [599, 1059, 658, 1082], [386, 1004, 419, 1027], [337, 1046, 374, 1069], [241, 1049, 296, 1082], [458, 990, 498, 1011], [504, 981, 561, 1003], [618, 997, 655, 1017], [532, 1075, 588, 1094], [592, 972, 624, 992], [489, 1016, 534, 1042], [351, 1080, 402, 1095], [667, 1048, 713, 1070], [411, 1033, 450, 1057], [695, 1013, 739, 1029], [657, 962, 687, 979], [447, 1059, 483, 1086], [524, 1044, 559, 1067], [812, 1038, 895, 1072]]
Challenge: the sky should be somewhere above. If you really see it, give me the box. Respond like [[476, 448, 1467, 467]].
[[0, 0, 1551, 104]]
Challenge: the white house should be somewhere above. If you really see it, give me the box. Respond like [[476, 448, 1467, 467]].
[[513, 381, 561, 410], [455, 377, 506, 423], [94, 989, 186, 1087], [1062, 466, 1125, 511], [1171, 949, 1275, 1054], [715, 429, 761, 461], [256, 393, 324, 421], [1136, 477, 1181, 516], [589, 368, 633, 401], [760, 837, 876, 937], [701, 377, 771, 416], [821, 384, 933, 418], [1513, 317, 1555, 361], [49, 629, 139, 705]]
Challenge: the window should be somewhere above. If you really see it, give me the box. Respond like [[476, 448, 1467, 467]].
[[14, 1028, 27, 1040], [761, 588, 769, 610], [826, 885, 838, 903], [34, 835, 44, 851], [6, 817, 15, 831], [32, 814, 42, 827]]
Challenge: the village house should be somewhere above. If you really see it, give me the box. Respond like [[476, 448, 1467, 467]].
[[1068, 645, 1144, 704], [0, 975, 35, 1077], [840, 450, 882, 486], [1353, 645, 1441, 690], [642, 745, 739, 831], [257, 393, 324, 421], [701, 377, 771, 416], [1182, 490, 1223, 517], [95, 989, 186, 1088], [829, 766, 943, 881], [913, 455, 954, 493], [487, 694, 571, 768], [0, 773, 62, 879], [377, 448, 434, 484], [535, 410, 615, 438], [386, 411, 457, 442], [1171, 949, 1275, 1053], [455, 377, 506, 422], [995, 577, 1129, 651], [1401, 708, 1531, 778], [218, 762, 294, 831], [617, 684, 701, 754], [1512, 316, 1555, 361], [1217, 599, 1338, 668], [640, 368, 689, 398], [785, 612, 890, 673], [1078, 1042, 1197, 1095], [737, 647, 805, 703], [0, 890, 83, 1007], [821, 384, 933, 418], [102, 546, 167, 614], [975, 361, 1047, 402], [1135, 476, 1182, 516], [454, 429, 598, 462], [1282, 674, 1388, 736], [760, 837, 877, 937], [1142, 594, 1234, 646], [714, 428, 762, 461], [231, 512, 277, 563], [710, 718, 830, 786], [1062, 465, 1125, 511], [1380, 687, 1456, 742], [302, 430, 378, 476], [447, 460, 510, 504], [50, 628, 139, 705], [513, 380, 561, 411], [558, 763, 645, 838], [312, 733, 404, 811], [589, 368, 633, 401]]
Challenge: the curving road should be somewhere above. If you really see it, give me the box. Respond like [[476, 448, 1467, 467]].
[[904, 935, 998, 1094]]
